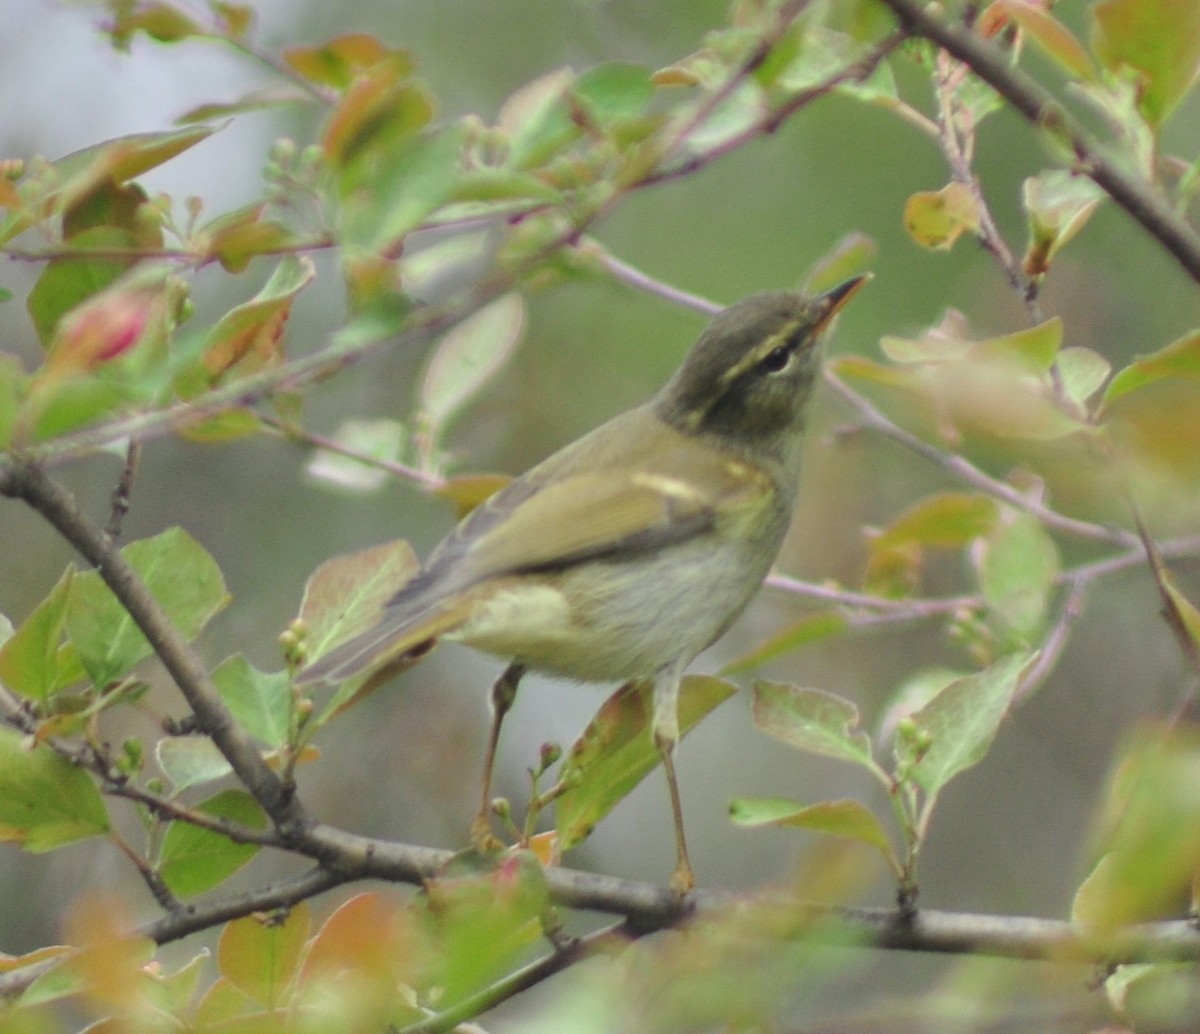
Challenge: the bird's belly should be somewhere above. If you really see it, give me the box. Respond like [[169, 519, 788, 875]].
[[450, 540, 773, 681]]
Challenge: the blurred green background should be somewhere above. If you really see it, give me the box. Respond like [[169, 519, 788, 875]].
[[2, 0, 1198, 1026]]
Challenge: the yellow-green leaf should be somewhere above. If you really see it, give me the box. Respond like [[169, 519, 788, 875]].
[[752, 681, 877, 771], [0, 569, 84, 702], [1101, 329, 1200, 411], [1092, 0, 1200, 125], [419, 293, 526, 429], [0, 727, 109, 851], [218, 903, 310, 1008], [298, 539, 421, 663], [903, 182, 980, 250], [158, 789, 267, 897], [554, 675, 737, 850], [66, 528, 228, 688], [905, 652, 1034, 796], [729, 796, 898, 869], [720, 611, 847, 675]]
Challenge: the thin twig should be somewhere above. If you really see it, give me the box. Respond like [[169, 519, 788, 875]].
[[875, 0, 1200, 284], [0, 688, 278, 847], [259, 414, 445, 490], [105, 438, 141, 543], [824, 369, 1139, 547], [644, 31, 907, 189], [584, 240, 721, 316], [931, 47, 1041, 316], [769, 536, 1200, 627]]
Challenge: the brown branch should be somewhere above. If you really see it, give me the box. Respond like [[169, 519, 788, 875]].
[[0, 462, 304, 831], [105, 438, 141, 543], [875, 0, 1200, 284], [2, 819, 1199, 1005]]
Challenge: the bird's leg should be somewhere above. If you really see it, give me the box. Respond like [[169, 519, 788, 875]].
[[653, 664, 694, 893], [472, 661, 526, 849]]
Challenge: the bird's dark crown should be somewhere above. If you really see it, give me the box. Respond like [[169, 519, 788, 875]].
[[655, 279, 863, 453]]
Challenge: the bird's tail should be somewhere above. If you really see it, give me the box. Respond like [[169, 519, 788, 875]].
[[295, 595, 476, 688]]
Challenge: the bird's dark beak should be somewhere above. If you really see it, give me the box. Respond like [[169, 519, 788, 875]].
[[813, 274, 871, 333]]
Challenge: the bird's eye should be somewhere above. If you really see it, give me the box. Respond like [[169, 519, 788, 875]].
[[758, 345, 791, 374]]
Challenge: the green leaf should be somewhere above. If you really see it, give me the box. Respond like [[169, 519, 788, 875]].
[[572, 62, 653, 121], [1074, 728, 1200, 929], [1101, 329, 1200, 411], [0, 569, 85, 702], [298, 539, 421, 662], [867, 317, 1086, 443], [906, 652, 1034, 796], [1021, 170, 1105, 276], [751, 681, 877, 771], [776, 26, 898, 102], [158, 789, 267, 897], [864, 493, 998, 599], [500, 68, 579, 171], [419, 293, 526, 430], [554, 675, 737, 851], [970, 318, 1064, 374], [155, 735, 232, 792], [66, 527, 229, 687], [875, 492, 998, 550], [720, 611, 847, 675], [26, 227, 138, 346], [63, 178, 157, 244], [1056, 346, 1111, 412], [341, 122, 466, 254], [877, 666, 966, 746], [218, 902, 310, 1008], [109, 2, 204, 45], [976, 513, 1060, 644], [0, 726, 109, 851], [178, 87, 309, 125], [27, 375, 146, 442], [422, 857, 548, 1007], [212, 655, 292, 748], [729, 796, 897, 868], [1092, 0, 1200, 125], [199, 206, 297, 274]]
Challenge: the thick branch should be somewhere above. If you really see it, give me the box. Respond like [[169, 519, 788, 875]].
[[275, 827, 1200, 965], [876, 0, 1200, 283]]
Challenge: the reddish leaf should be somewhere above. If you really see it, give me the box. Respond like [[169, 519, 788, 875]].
[[285, 34, 408, 89]]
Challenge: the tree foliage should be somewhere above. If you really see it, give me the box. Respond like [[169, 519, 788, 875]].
[[3, 0, 1200, 1030]]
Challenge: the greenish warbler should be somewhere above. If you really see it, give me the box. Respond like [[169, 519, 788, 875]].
[[299, 276, 867, 890]]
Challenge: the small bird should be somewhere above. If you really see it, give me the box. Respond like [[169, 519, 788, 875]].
[[298, 277, 867, 890]]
